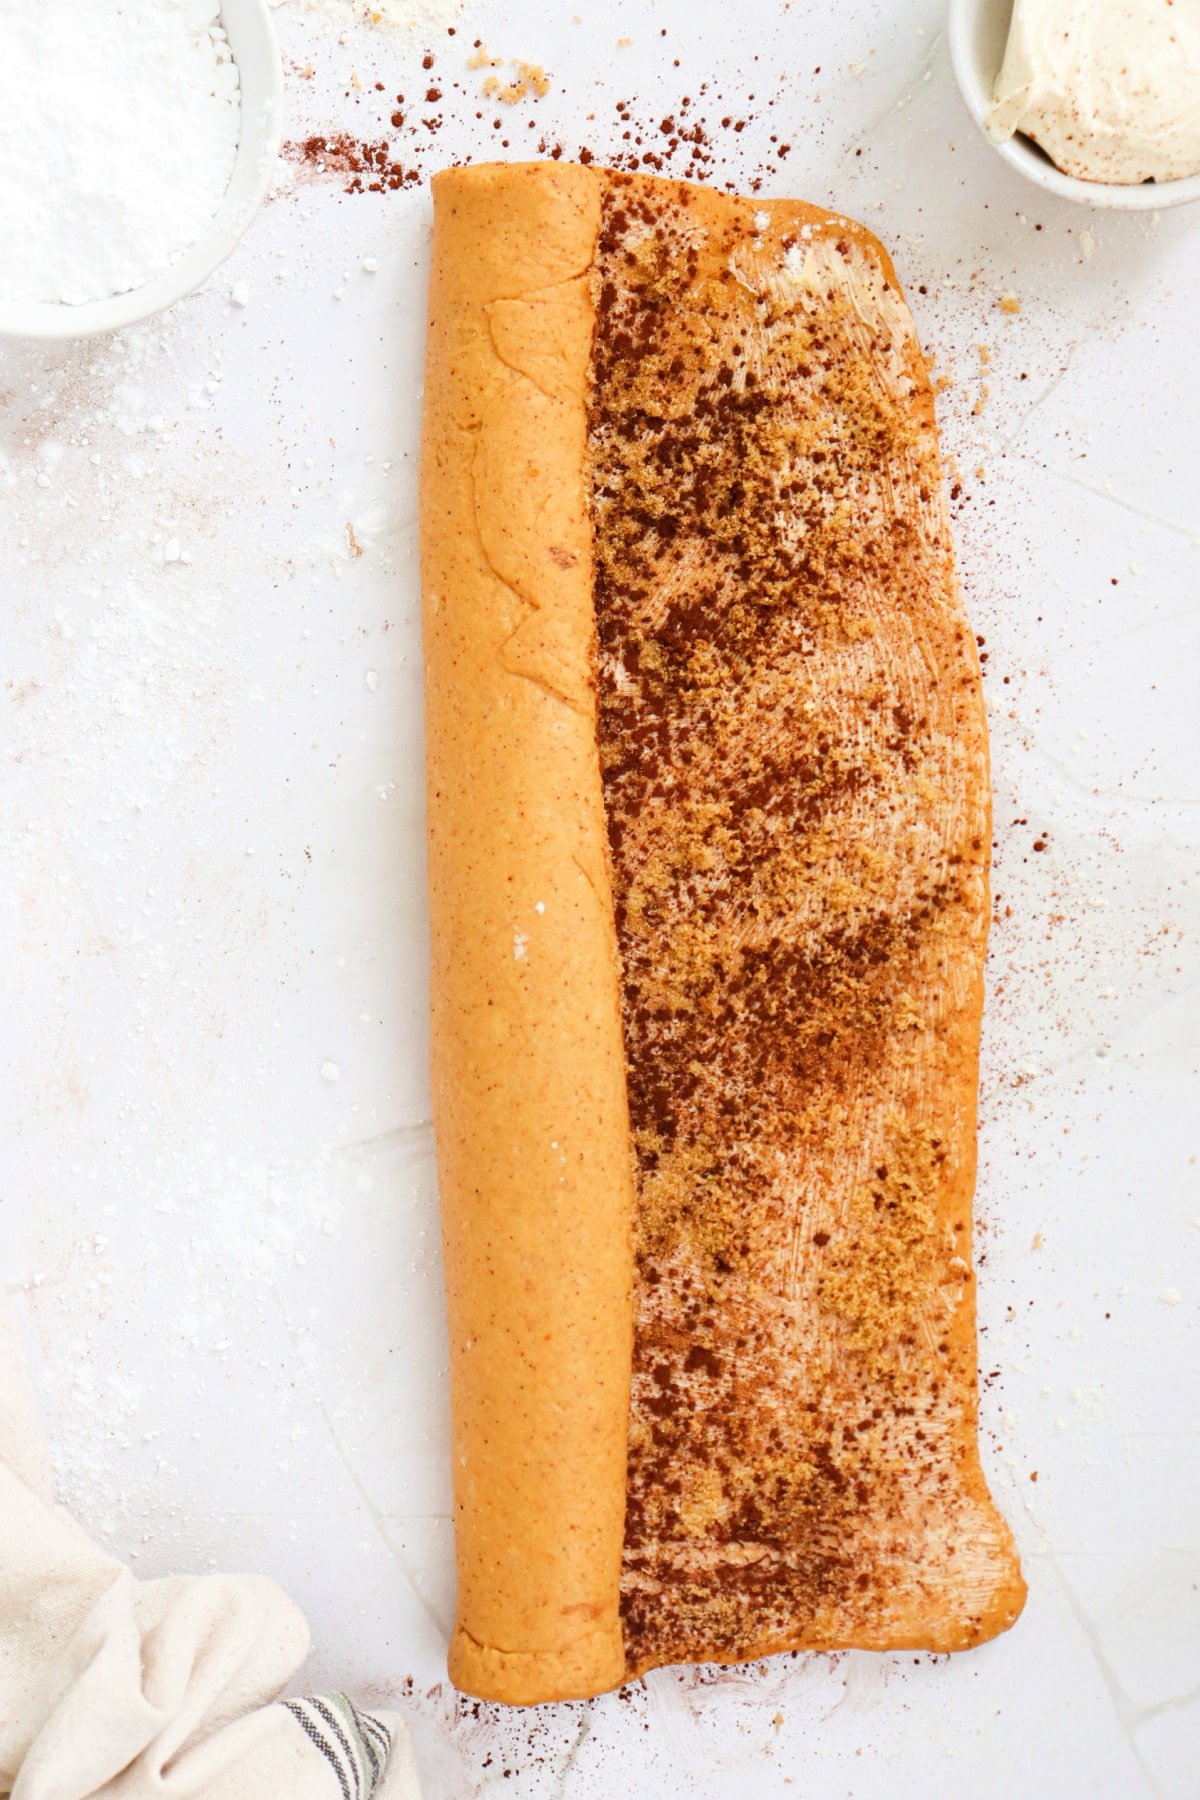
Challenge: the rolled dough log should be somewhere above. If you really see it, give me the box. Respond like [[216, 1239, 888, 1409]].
[[420, 164, 635, 1705], [420, 161, 1026, 1707]]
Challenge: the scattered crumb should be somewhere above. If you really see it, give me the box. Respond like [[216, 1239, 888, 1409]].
[[999, 291, 1021, 315], [482, 60, 551, 103]]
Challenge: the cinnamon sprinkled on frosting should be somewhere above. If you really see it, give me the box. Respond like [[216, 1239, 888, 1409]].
[[587, 170, 1022, 1670]]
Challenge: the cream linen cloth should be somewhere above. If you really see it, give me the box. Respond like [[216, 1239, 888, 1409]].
[[0, 1304, 421, 1800]]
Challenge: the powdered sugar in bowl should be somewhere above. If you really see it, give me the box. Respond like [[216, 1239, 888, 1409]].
[[0, 0, 282, 341]]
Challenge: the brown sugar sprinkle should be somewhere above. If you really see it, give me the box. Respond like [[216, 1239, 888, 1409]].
[[482, 60, 551, 104], [588, 174, 1007, 1670]]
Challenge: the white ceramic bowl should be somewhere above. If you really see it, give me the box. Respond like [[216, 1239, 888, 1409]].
[[0, 0, 283, 341], [948, 0, 1200, 210]]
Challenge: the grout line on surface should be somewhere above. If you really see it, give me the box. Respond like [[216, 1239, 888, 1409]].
[[856, 29, 945, 139], [267, 1286, 452, 1643], [1046, 1552, 1170, 1795], [337, 1121, 435, 1161], [998, 343, 1082, 453], [1016, 455, 1199, 543], [993, 715, 1200, 815], [552, 1710, 595, 1800]]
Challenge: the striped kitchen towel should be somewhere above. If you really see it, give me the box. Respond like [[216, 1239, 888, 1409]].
[[283, 1694, 407, 1800], [0, 1298, 421, 1799]]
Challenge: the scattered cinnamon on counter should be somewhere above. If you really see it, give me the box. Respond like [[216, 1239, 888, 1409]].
[[289, 131, 422, 192], [283, 40, 799, 197]]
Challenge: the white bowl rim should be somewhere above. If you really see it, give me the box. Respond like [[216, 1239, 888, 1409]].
[[0, 0, 283, 341], [947, 0, 1200, 211]]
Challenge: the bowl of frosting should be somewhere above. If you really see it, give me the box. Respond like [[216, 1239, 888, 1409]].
[[949, 0, 1200, 208], [0, 0, 283, 340]]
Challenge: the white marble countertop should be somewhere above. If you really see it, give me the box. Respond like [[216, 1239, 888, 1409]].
[[2, 0, 1197, 1794]]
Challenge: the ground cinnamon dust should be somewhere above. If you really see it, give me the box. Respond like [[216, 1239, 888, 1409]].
[[283, 34, 798, 196], [588, 172, 1007, 1669]]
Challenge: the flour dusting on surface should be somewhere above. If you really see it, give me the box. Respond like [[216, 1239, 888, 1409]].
[[271, 0, 465, 38]]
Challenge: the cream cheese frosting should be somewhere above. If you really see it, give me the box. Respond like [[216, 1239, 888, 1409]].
[[988, 0, 1200, 185]]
